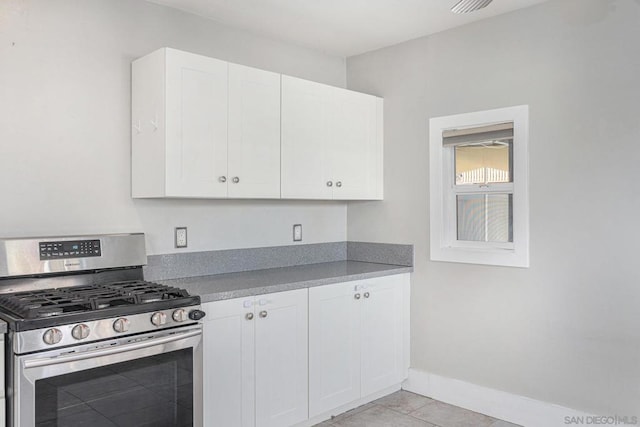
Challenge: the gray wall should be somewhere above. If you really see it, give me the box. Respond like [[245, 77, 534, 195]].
[[346, 0, 640, 415], [0, 0, 347, 254]]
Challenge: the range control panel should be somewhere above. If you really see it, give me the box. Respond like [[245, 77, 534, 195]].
[[39, 239, 102, 260]]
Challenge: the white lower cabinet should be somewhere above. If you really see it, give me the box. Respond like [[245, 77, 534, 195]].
[[308, 280, 361, 416], [308, 274, 409, 418], [202, 273, 409, 427], [203, 289, 308, 427]]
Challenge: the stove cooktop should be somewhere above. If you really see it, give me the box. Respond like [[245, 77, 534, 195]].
[[0, 281, 200, 332]]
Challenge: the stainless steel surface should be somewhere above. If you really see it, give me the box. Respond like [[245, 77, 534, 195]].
[[245, 313, 254, 320], [1, 232, 204, 427], [13, 325, 203, 427], [0, 233, 146, 278], [0, 331, 4, 426], [42, 328, 62, 345], [451, 0, 493, 13], [219, 176, 227, 183], [113, 317, 130, 333], [354, 293, 361, 300], [232, 176, 240, 183], [259, 310, 267, 318], [24, 329, 201, 369], [71, 324, 90, 340], [326, 181, 333, 187], [336, 181, 342, 188], [0, 268, 141, 295], [364, 292, 370, 298], [14, 305, 201, 354]]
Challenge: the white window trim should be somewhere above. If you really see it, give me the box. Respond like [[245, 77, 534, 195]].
[[429, 105, 530, 268]]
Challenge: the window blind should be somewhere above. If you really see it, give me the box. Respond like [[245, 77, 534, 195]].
[[442, 122, 513, 146]]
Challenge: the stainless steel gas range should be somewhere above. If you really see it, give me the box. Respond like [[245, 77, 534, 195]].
[[0, 233, 205, 427]]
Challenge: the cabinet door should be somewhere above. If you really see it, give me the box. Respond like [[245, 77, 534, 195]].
[[308, 282, 361, 418], [330, 91, 383, 200], [228, 64, 281, 199], [165, 49, 228, 197], [360, 276, 404, 397], [202, 298, 255, 427], [254, 289, 308, 427], [281, 75, 333, 199]]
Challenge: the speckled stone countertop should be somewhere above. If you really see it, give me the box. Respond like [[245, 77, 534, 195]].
[[159, 261, 412, 303]]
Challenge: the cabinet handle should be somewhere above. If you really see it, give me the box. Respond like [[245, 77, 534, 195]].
[[364, 292, 370, 299], [232, 177, 240, 184], [354, 293, 361, 300], [336, 181, 342, 188], [245, 313, 254, 320], [326, 181, 333, 187], [219, 176, 227, 183], [259, 310, 268, 318]]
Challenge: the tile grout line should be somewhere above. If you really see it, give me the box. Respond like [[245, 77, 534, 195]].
[[375, 403, 444, 427], [318, 390, 509, 427]]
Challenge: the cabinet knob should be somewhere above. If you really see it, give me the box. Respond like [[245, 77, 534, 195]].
[[259, 310, 268, 318], [219, 176, 227, 183], [232, 177, 240, 184], [246, 313, 254, 321], [326, 181, 333, 187], [354, 293, 361, 300], [336, 181, 342, 188], [364, 292, 370, 299]]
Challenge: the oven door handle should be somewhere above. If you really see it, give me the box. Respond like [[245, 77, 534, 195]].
[[23, 329, 201, 369]]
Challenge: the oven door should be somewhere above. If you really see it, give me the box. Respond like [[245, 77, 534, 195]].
[[12, 325, 203, 427]]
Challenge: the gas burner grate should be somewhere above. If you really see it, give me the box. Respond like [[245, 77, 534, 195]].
[[0, 280, 192, 319]]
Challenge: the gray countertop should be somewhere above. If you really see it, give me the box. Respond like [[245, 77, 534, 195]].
[[159, 261, 412, 303]]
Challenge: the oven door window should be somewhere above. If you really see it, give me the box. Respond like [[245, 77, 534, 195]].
[[34, 348, 193, 427]]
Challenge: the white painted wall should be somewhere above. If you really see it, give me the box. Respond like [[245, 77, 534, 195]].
[[347, 0, 640, 416], [0, 0, 347, 255]]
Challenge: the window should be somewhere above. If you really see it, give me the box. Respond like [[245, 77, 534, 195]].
[[429, 105, 529, 267]]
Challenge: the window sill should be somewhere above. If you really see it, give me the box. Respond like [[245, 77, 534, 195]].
[[431, 245, 529, 268]]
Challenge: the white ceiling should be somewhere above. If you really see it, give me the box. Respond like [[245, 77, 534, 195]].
[[148, 0, 549, 57]]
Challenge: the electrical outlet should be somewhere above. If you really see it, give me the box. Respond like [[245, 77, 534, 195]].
[[293, 224, 302, 242], [175, 227, 188, 248]]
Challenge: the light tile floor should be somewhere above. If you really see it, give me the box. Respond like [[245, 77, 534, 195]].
[[313, 390, 521, 427]]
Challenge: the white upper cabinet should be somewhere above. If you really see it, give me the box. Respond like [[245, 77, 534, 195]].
[[228, 63, 281, 199], [132, 48, 229, 198], [281, 75, 383, 200], [132, 48, 281, 199], [329, 88, 383, 200], [167, 49, 229, 198], [280, 76, 333, 199], [132, 48, 382, 200]]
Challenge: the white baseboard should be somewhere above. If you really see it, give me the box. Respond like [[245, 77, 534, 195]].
[[403, 369, 592, 427]]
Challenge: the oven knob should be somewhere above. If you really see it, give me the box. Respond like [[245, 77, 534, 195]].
[[151, 312, 167, 326], [172, 309, 188, 322], [113, 318, 130, 333], [188, 309, 206, 321], [71, 324, 90, 340], [43, 328, 63, 345]]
